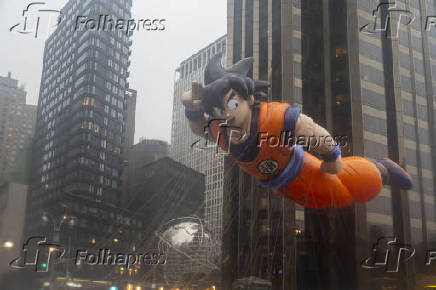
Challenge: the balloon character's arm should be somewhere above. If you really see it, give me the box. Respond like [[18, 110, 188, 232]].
[[294, 113, 343, 174], [181, 82, 214, 141]]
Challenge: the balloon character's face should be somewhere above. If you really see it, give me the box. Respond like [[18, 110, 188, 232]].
[[211, 88, 254, 137]]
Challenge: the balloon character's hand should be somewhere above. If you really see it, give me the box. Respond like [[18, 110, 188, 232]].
[[320, 157, 342, 174], [181, 82, 203, 112]]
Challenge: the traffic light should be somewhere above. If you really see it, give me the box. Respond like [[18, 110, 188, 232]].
[[109, 286, 118, 290]]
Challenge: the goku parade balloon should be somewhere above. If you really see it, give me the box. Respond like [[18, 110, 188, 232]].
[[181, 55, 413, 209]]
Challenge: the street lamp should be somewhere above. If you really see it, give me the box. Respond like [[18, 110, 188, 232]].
[[41, 211, 76, 234], [40, 209, 76, 290]]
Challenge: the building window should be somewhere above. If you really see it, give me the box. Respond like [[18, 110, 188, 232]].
[[83, 97, 94, 106]]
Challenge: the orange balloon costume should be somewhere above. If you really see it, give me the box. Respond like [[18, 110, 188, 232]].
[[209, 102, 386, 209], [276, 154, 382, 209]]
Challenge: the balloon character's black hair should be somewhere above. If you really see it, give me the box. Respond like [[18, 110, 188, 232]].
[[201, 54, 270, 116]]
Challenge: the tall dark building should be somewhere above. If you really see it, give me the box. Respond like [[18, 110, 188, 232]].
[[225, 0, 436, 290], [22, 0, 135, 287], [223, 1, 303, 289]]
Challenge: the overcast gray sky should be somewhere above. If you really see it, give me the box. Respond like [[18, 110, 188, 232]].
[[0, 0, 227, 143]]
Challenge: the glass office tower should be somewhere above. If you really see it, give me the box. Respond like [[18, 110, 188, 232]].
[[23, 0, 136, 285], [225, 0, 436, 289]]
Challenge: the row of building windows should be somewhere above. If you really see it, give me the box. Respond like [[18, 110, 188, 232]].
[[179, 40, 226, 78]]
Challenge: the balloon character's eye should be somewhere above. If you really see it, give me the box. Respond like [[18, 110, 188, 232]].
[[227, 99, 239, 111]]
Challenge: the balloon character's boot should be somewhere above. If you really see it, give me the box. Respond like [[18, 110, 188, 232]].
[[375, 158, 413, 190]]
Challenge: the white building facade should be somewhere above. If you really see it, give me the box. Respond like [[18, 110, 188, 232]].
[[171, 35, 227, 246]]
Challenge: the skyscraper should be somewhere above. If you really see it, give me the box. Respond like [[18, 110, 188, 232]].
[[171, 35, 227, 244], [224, 2, 302, 289], [0, 73, 36, 180], [225, 0, 436, 289], [23, 0, 135, 286]]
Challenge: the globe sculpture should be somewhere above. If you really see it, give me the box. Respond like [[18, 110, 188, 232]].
[[155, 217, 218, 286]]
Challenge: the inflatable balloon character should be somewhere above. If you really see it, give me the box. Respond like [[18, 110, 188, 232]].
[[181, 55, 412, 209]]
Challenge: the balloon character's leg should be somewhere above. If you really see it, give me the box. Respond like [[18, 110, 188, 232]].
[[274, 153, 385, 209]]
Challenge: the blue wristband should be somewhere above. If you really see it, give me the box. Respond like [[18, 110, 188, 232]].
[[185, 109, 204, 121], [321, 145, 341, 162]]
